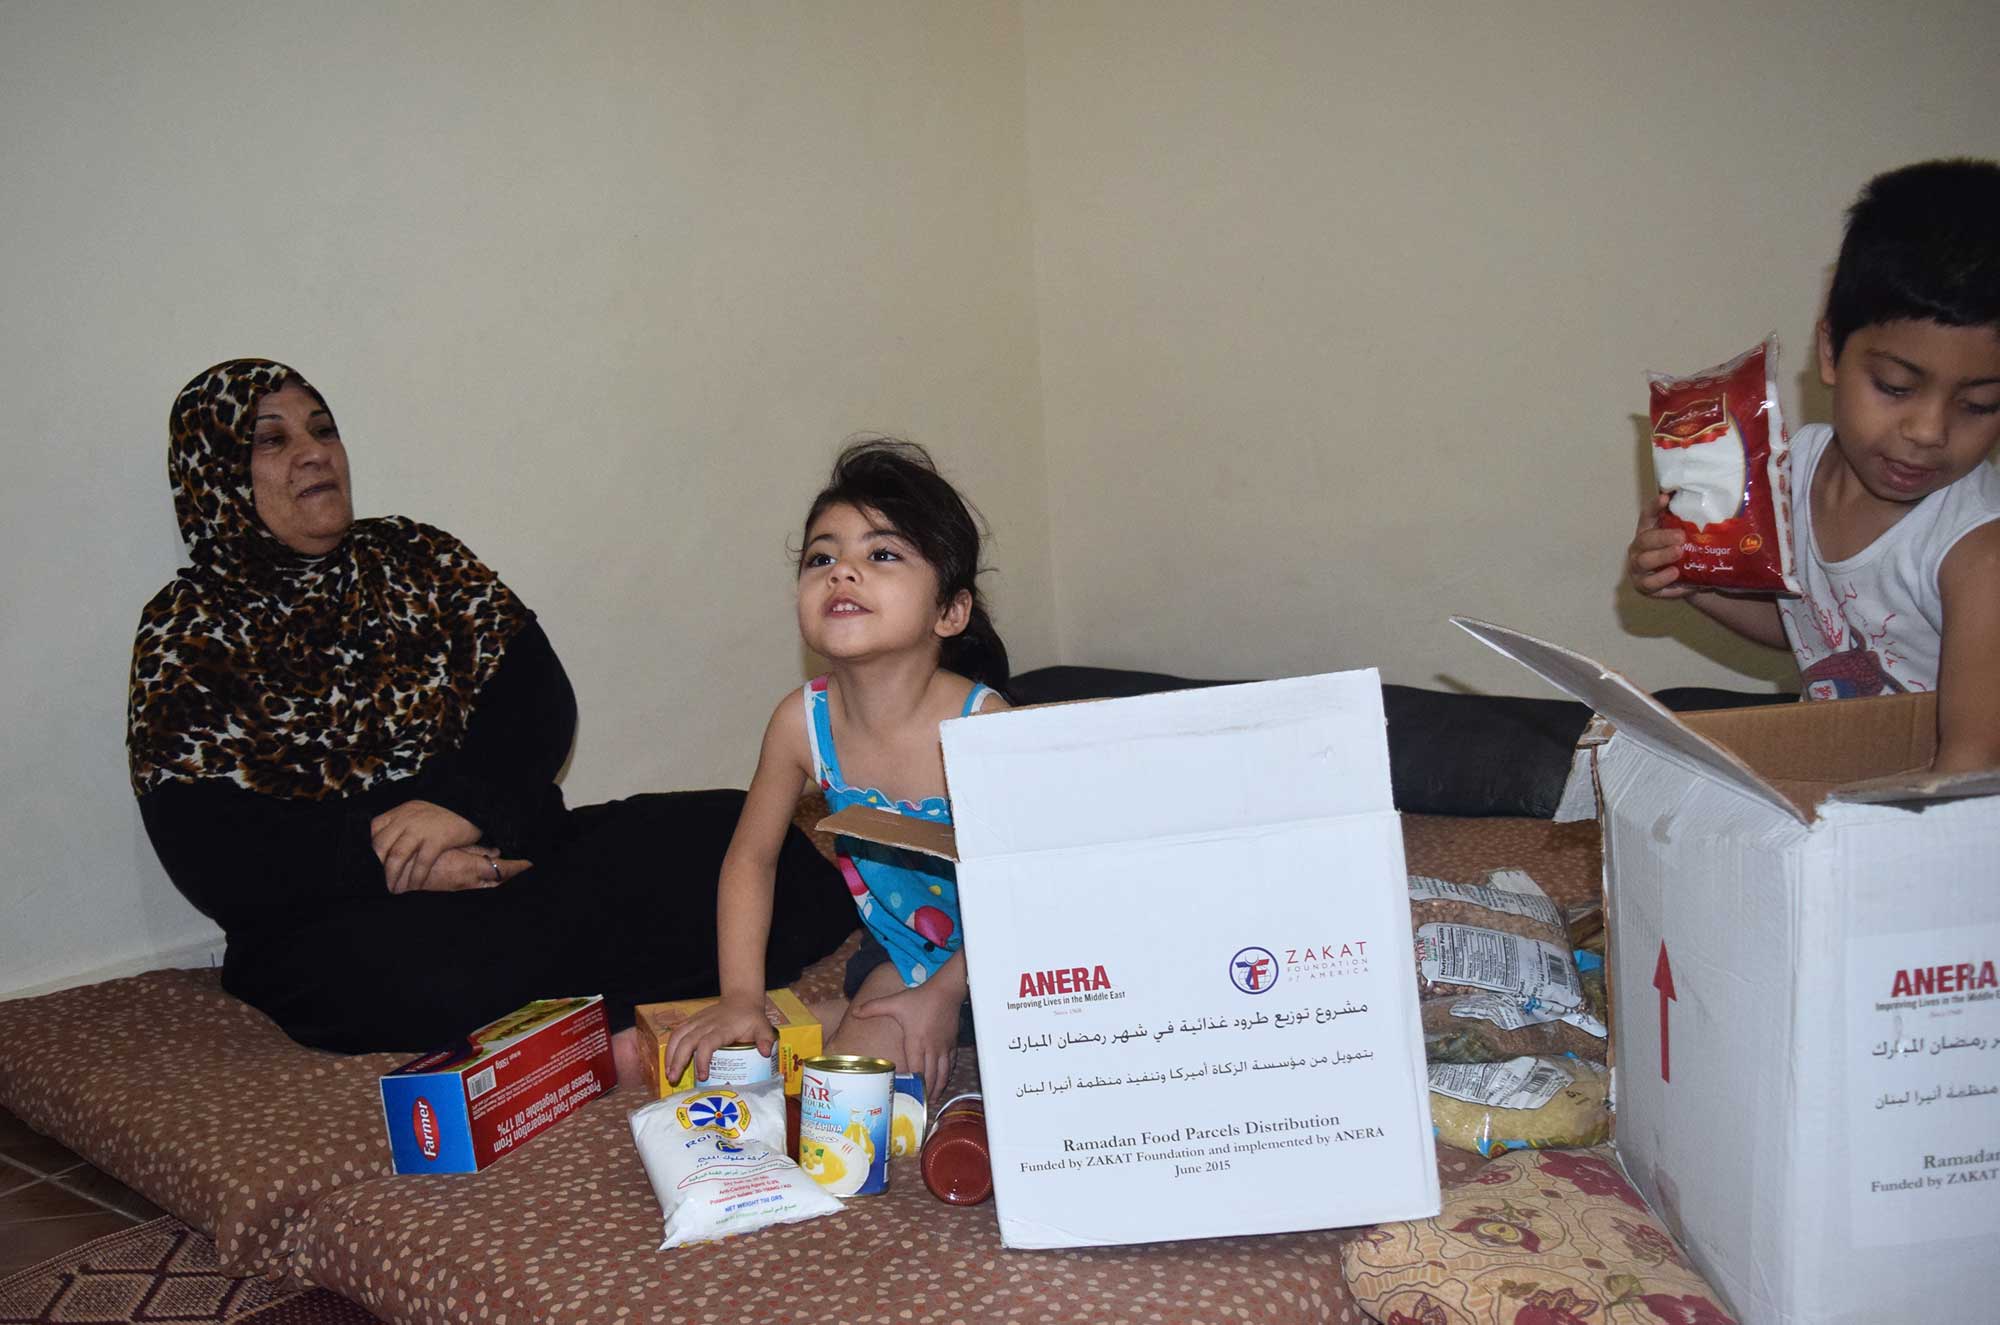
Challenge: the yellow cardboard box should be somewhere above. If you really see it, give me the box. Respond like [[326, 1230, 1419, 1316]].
[[633, 988, 822, 1097]]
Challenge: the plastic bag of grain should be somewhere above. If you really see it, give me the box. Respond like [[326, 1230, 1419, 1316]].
[[1409, 869, 1607, 1063], [1428, 1055, 1611, 1156], [1420, 996, 1606, 1063]]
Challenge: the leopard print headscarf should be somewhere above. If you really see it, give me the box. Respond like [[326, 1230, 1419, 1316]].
[[127, 359, 533, 799]]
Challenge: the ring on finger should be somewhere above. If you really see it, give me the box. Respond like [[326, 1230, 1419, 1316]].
[[488, 855, 502, 884]]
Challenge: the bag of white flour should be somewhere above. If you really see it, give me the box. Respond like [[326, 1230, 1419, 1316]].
[[629, 1076, 840, 1248]]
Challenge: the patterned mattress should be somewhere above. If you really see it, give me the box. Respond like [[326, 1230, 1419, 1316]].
[[0, 812, 1602, 1324]]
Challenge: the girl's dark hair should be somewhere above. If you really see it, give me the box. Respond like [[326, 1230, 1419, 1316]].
[[801, 437, 1010, 688]]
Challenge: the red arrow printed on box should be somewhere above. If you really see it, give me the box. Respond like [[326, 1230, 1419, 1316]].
[[1653, 942, 1677, 1083]]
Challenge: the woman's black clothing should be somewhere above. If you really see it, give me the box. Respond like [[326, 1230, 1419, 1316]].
[[140, 623, 855, 1053]]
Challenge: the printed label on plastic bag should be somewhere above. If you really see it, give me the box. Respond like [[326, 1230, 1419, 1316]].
[[1560, 1007, 1608, 1038], [1417, 923, 1583, 1009], [1429, 1057, 1574, 1110], [1447, 993, 1608, 1039]]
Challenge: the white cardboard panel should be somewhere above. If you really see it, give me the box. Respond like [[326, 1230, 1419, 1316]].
[[1554, 748, 1597, 824], [1599, 741, 1807, 1317], [1807, 799, 2000, 1323], [941, 672, 1392, 862], [958, 812, 1437, 1248]]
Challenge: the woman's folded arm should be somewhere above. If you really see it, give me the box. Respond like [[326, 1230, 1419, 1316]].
[[407, 619, 576, 857], [139, 778, 388, 926]]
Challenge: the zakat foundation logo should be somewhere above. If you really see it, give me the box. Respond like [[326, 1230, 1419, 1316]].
[[411, 1097, 441, 1160], [1231, 946, 1279, 994], [1283, 940, 1371, 981]]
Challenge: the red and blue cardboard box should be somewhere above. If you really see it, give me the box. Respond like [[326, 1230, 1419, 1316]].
[[379, 995, 616, 1174]]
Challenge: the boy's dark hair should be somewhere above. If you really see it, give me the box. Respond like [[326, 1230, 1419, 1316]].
[[1824, 158, 2000, 359], [801, 437, 1010, 688]]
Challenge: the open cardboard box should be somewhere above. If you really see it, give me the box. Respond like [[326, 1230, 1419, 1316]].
[[824, 670, 1439, 1249], [1458, 618, 2000, 1325]]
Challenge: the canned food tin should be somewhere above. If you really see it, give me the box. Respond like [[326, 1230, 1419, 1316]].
[[890, 1072, 927, 1158], [798, 1055, 893, 1196], [697, 1042, 777, 1090]]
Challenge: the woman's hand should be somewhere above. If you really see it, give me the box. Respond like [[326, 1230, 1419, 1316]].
[[1629, 493, 1698, 599], [407, 845, 532, 893], [665, 994, 778, 1087], [371, 799, 483, 893], [847, 966, 964, 1094]]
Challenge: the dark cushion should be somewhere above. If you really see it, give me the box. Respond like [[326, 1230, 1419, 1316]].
[[1005, 666, 1790, 818]]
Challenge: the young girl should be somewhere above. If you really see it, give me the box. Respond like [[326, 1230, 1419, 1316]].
[[666, 440, 1009, 1093]]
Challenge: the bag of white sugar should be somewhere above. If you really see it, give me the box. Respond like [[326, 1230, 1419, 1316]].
[[1647, 334, 1800, 594], [629, 1076, 840, 1248]]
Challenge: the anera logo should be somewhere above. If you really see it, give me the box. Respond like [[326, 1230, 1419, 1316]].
[[1890, 962, 1996, 997]]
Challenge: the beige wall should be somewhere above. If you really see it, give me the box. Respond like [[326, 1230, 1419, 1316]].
[[7, 2, 1997, 996], [1023, 1, 1999, 694], [0, 1, 1051, 995]]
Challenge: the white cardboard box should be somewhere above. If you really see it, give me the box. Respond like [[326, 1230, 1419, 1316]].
[[825, 671, 1439, 1248], [1459, 618, 2000, 1325]]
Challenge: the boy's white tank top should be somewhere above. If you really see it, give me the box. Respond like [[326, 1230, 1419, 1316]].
[[1779, 423, 2000, 698]]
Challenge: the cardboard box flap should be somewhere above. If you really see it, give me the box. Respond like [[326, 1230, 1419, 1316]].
[[940, 670, 1393, 860], [1679, 691, 1930, 784], [1826, 764, 2000, 806], [816, 804, 959, 861], [1675, 686, 1993, 808], [1453, 617, 1809, 823]]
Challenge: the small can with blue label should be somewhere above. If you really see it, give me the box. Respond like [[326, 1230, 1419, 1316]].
[[798, 1055, 893, 1196], [890, 1072, 927, 1158]]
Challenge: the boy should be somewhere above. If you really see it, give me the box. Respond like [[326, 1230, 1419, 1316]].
[[1629, 158, 2000, 774]]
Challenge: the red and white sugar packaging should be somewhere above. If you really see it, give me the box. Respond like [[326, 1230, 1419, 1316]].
[[1647, 335, 1800, 595]]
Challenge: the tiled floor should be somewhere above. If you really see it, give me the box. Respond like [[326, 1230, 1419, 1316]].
[[0, 1102, 165, 1274]]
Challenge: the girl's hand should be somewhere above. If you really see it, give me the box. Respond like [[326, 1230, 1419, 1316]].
[[1629, 493, 1699, 599], [847, 974, 962, 1094], [665, 995, 777, 1088], [371, 799, 483, 893], [411, 845, 532, 893]]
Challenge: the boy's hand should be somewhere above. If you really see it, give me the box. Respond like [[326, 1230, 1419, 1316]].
[[664, 995, 776, 1089], [1629, 493, 1700, 599], [847, 973, 962, 1094]]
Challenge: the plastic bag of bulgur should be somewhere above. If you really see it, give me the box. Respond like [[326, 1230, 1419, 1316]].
[[1428, 1055, 1611, 1156], [1409, 869, 1566, 939], [1420, 995, 1607, 1063], [1410, 869, 1607, 1063]]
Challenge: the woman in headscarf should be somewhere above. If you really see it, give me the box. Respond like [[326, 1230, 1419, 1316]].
[[129, 360, 855, 1067]]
